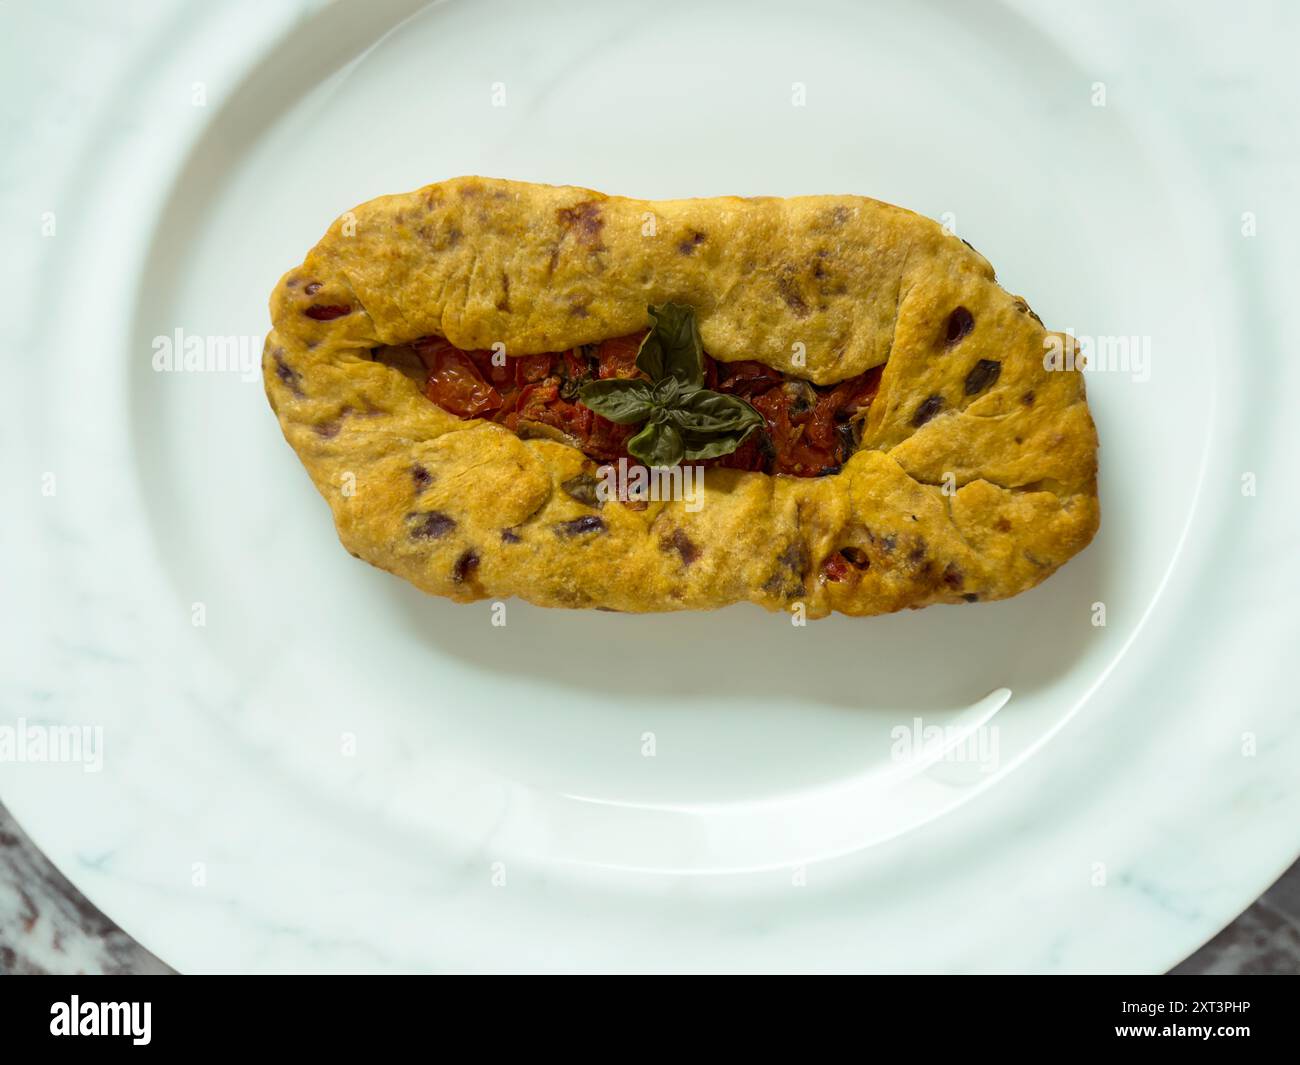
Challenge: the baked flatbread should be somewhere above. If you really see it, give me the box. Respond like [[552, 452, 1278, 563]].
[[263, 176, 1099, 618]]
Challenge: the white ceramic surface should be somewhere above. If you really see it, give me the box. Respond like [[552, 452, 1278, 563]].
[[3, 0, 1298, 972]]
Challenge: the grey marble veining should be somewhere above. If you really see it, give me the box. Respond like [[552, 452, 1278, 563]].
[[1170, 872, 1300, 976], [0, 804, 171, 975]]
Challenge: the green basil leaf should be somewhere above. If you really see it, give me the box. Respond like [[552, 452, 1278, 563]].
[[627, 419, 684, 468], [650, 375, 682, 408], [636, 303, 704, 388], [577, 378, 656, 424], [635, 331, 665, 382], [666, 389, 764, 435], [582, 302, 765, 468], [680, 424, 760, 462]]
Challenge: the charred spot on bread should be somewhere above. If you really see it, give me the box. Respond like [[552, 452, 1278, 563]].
[[678, 230, 706, 255], [561, 471, 602, 507], [407, 511, 455, 540], [964, 359, 1002, 396], [662, 528, 700, 566], [271, 351, 303, 395], [452, 550, 480, 583], [555, 515, 606, 538], [912, 394, 944, 427], [944, 306, 975, 346], [305, 304, 351, 321], [556, 201, 605, 250], [764, 543, 809, 598]]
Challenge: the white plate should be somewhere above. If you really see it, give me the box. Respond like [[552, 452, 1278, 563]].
[[5, 0, 1298, 972]]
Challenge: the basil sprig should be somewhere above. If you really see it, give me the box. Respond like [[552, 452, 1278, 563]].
[[578, 304, 763, 467]]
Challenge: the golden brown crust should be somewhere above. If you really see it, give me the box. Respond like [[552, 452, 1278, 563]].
[[263, 176, 1099, 618]]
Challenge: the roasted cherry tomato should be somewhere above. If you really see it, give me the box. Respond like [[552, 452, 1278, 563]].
[[804, 392, 841, 453], [515, 353, 556, 385], [515, 380, 592, 438], [531, 401, 593, 440], [412, 333, 882, 478], [702, 355, 720, 390], [516, 379, 560, 415], [563, 348, 592, 380], [584, 414, 637, 461], [716, 360, 785, 395], [713, 431, 769, 473], [419, 340, 502, 417], [466, 347, 514, 388], [594, 333, 646, 379], [822, 547, 869, 583], [493, 387, 522, 426], [750, 388, 839, 476], [829, 364, 883, 417], [822, 554, 856, 582]]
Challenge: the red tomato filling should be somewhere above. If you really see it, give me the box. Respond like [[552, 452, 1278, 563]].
[[405, 333, 883, 476]]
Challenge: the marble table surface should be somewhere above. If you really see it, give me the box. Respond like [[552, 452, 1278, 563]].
[[0, 803, 172, 974]]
